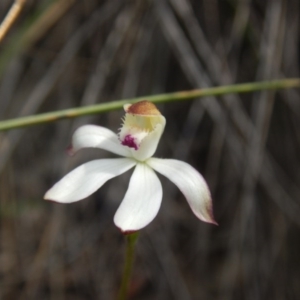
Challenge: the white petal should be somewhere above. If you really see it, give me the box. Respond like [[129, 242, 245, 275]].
[[147, 158, 216, 224], [71, 125, 132, 157], [114, 163, 163, 232], [44, 158, 136, 203]]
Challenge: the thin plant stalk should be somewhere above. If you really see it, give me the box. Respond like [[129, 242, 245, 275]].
[[118, 232, 139, 300], [0, 0, 27, 43], [0, 78, 299, 132]]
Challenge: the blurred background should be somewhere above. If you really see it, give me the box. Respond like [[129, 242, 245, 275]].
[[0, 0, 299, 299]]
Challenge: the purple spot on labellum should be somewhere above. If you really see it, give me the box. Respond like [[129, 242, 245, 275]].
[[121, 135, 138, 150]]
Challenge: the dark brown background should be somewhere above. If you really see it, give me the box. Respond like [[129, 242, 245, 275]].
[[0, 0, 299, 299]]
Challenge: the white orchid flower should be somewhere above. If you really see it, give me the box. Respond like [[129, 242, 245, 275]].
[[44, 101, 216, 232]]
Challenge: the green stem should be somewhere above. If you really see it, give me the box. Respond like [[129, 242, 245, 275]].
[[117, 232, 139, 300], [0, 78, 299, 131]]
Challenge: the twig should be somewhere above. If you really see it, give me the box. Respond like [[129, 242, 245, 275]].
[[0, 0, 27, 43], [22, 0, 75, 48], [0, 78, 299, 131]]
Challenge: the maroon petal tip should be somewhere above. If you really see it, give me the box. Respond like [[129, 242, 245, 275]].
[[119, 228, 139, 235], [66, 145, 75, 156], [44, 198, 59, 204], [211, 220, 218, 226], [207, 204, 218, 225]]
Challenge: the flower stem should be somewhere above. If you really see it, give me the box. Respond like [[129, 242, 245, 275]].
[[117, 232, 139, 300], [0, 78, 299, 132]]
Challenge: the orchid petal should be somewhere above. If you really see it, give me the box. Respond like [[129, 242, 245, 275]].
[[44, 158, 136, 203], [71, 125, 131, 157], [114, 163, 163, 232], [147, 158, 216, 224]]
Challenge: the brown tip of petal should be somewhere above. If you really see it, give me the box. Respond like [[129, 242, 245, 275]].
[[66, 145, 75, 156], [126, 100, 161, 116], [119, 229, 139, 235], [207, 201, 218, 225], [210, 219, 218, 226], [44, 198, 60, 204]]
